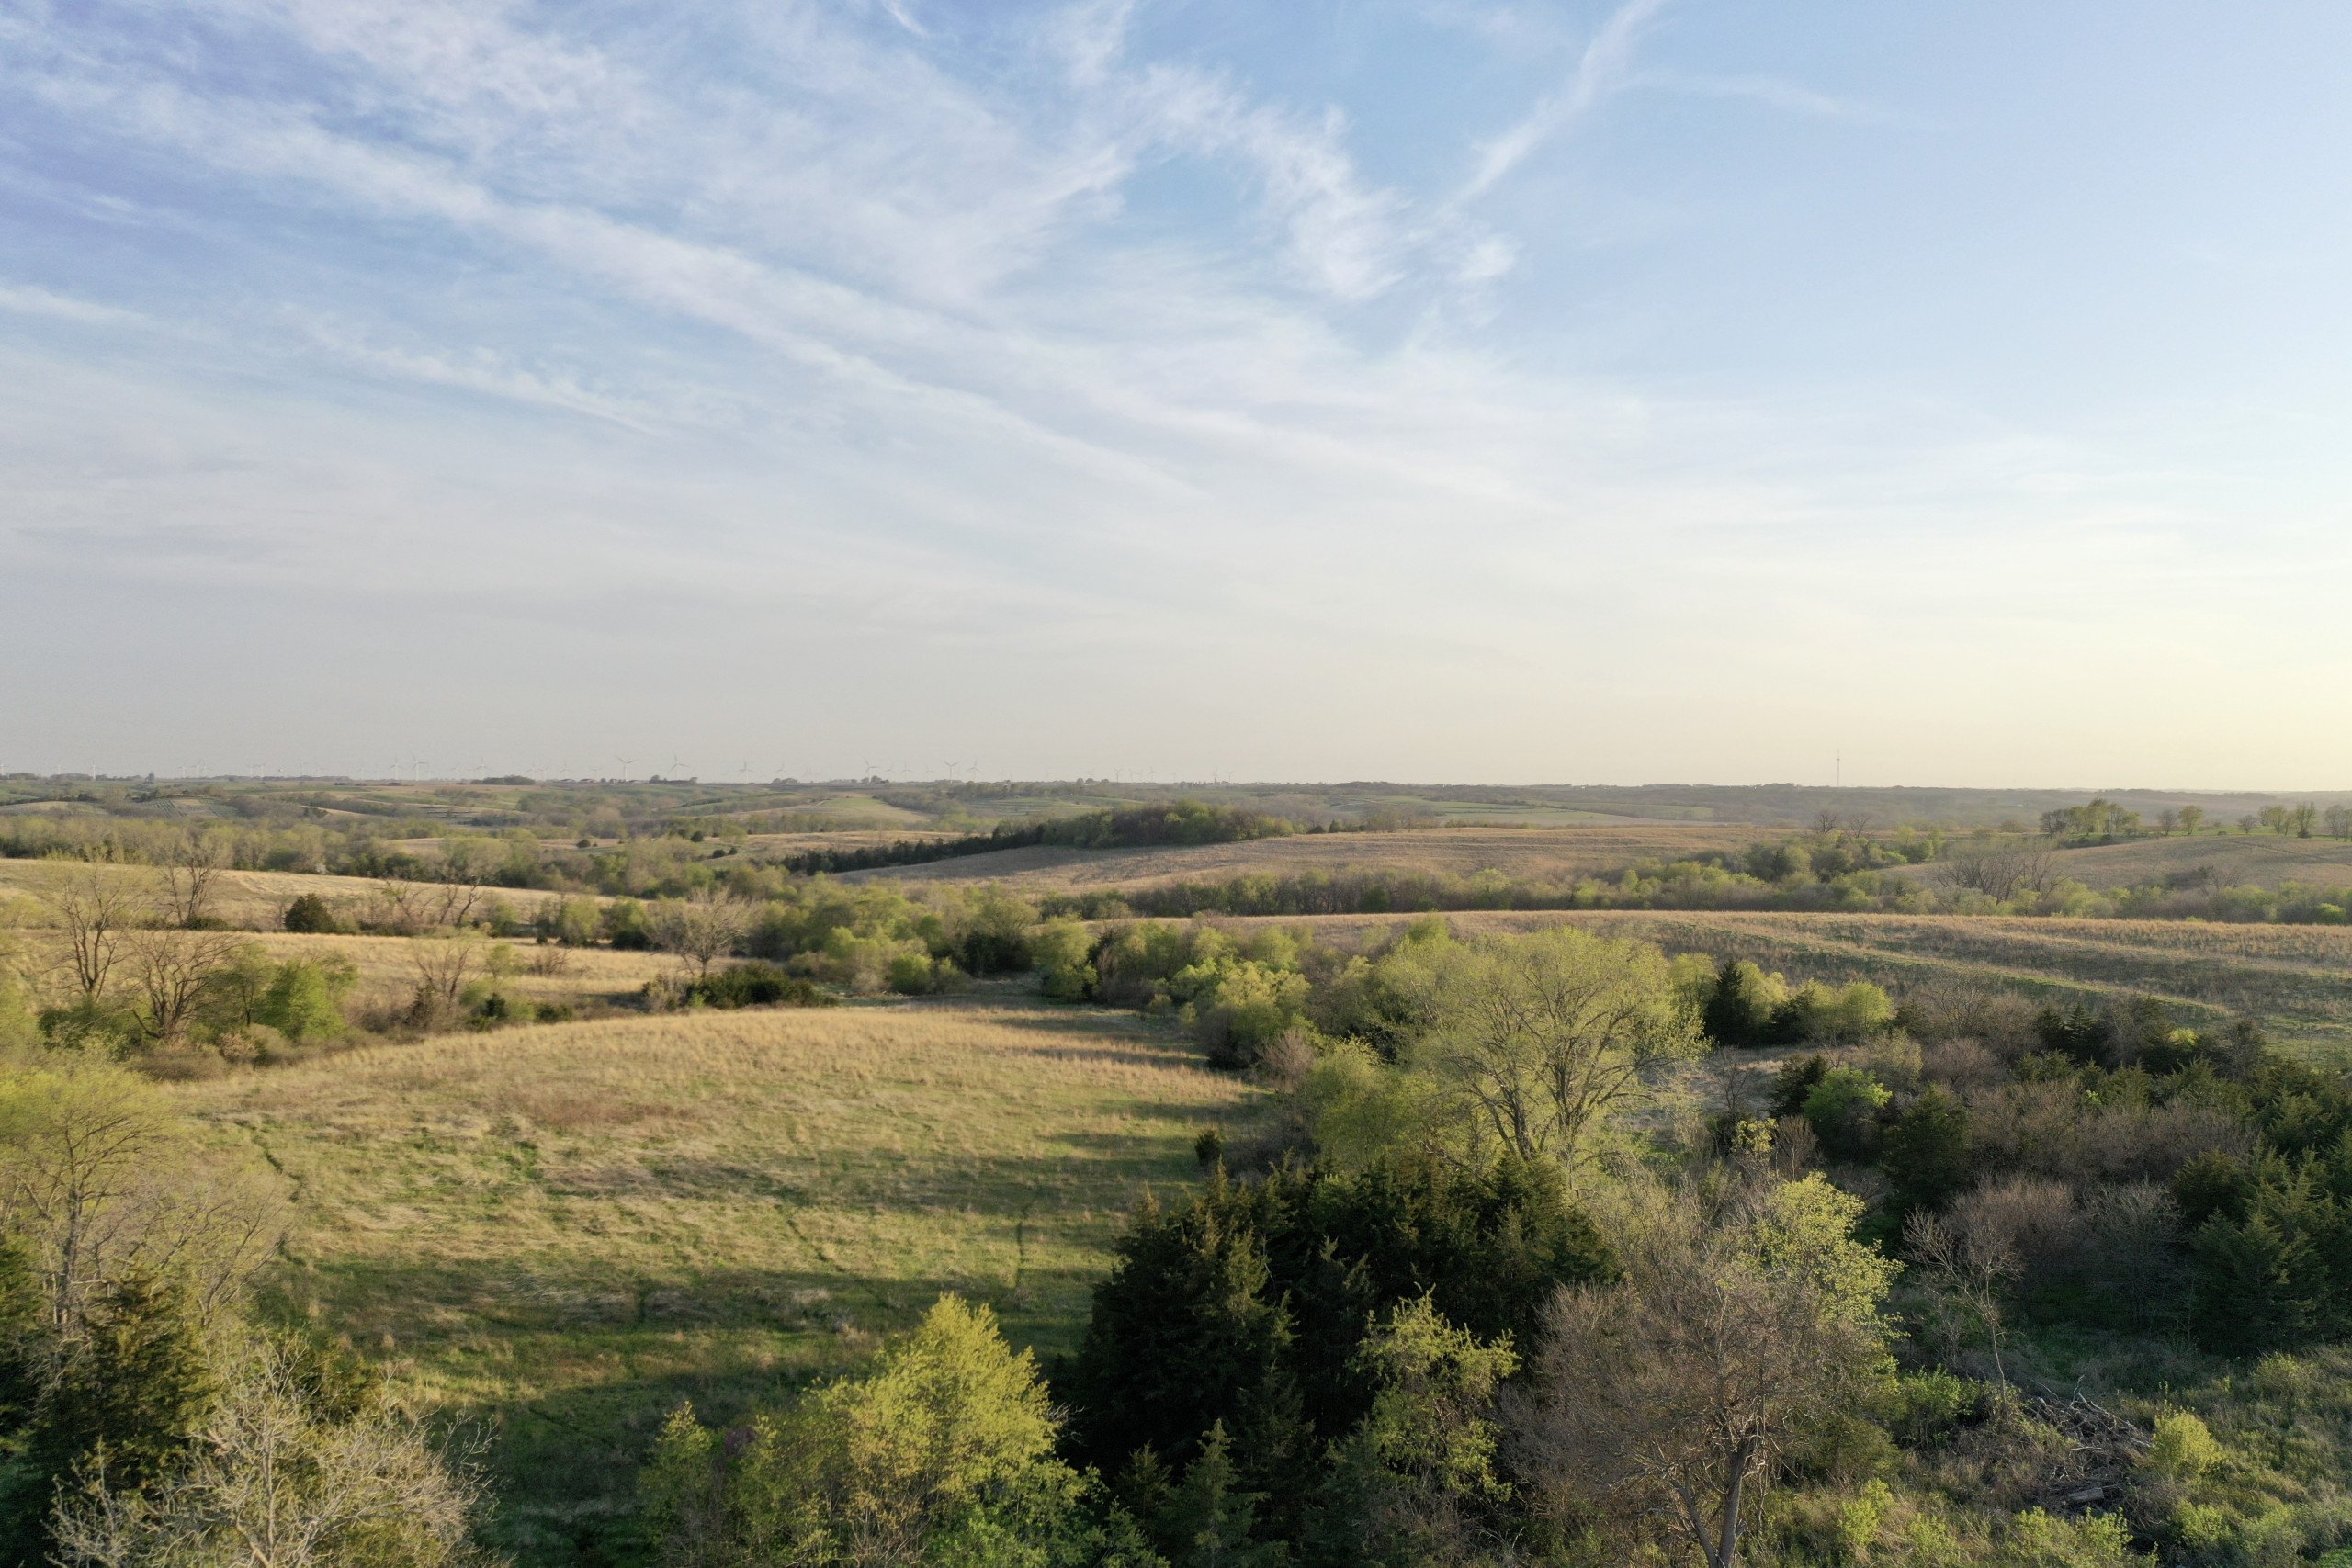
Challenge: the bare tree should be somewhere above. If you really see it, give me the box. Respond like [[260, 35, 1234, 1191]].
[[42, 865, 145, 999], [52, 1340, 497, 1568], [650, 890, 750, 977], [1513, 1174, 1895, 1568], [157, 829, 229, 930], [1418, 928, 1702, 1168], [121, 927, 249, 1049], [408, 931, 485, 1017], [1936, 844, 2056, 903], [1903, 1208, 2020, 1390], [424, 838, 492, 928]]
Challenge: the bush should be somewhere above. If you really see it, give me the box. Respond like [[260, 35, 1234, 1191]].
[[280, 894, 340, 934], [1803, 1067, 1892, 1161], [681, 962, 836, 1010]]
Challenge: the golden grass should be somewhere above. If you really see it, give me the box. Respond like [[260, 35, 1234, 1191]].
[[169, 994, 1262, 1559], [0, 858, 574, 932], [847, 823, 1777, 891]]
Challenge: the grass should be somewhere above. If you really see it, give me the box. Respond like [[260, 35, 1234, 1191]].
[[0, 857, 575, 931], [845, 823, 1780, 891], [169, 992, 1264, 1562], [2042, 831, 2352, 890]]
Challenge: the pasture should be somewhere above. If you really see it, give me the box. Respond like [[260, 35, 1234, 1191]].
[[170, 994, 1262, 1562], [845, 822, 1778, 891]]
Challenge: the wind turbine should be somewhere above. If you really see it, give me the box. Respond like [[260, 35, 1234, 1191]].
[[616, 755, 637, 782]]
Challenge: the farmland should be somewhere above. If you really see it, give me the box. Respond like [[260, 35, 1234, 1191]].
[[167, 994, 1263, 1562]]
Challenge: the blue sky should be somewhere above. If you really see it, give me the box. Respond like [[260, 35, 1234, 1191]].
[[4, 0, 2349, 785]]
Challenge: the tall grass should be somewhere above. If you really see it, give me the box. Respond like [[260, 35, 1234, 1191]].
[[168, 994, 1263, 1562]]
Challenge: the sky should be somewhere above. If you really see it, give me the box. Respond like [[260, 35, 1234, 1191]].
[[4, 0, 2350, 787]]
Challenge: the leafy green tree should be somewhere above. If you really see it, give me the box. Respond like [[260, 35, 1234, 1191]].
[[1152, 1422, 1282, 1568], [2, 1273, 214, 1565], [256, 956, 356, 1042], [1414, 929, 1703, 1168], [645, 1295, 1123, 1567], [1702, 961, 1788, 1050], [1883, 1088, 1973, 1213]]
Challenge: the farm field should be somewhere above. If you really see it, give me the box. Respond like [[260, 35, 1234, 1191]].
[[170, 994, 1262, 1563], [1212, 909, 2352, 1064], [846, 822, 1778, 891]]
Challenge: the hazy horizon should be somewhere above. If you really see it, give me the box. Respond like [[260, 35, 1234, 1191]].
[[6, 2, 2351, 786]]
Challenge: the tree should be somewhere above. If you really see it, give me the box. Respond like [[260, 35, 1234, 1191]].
[[2259, 806, 2291, 836], [644, 1295, 1104, 1567], [1903, 1208, 2019, 1389], [1308, 1296, 1517, 1568], [282, 894, 340, 935], [1702, 961, 1786, 1050], [2155, 808, 2178, 837], [120, 928, 248, 1049], [407, 931, 484, 1020], [650, 891, 748, 977], [1882, 1087, 1973, 1213], [41, 867, 141, 1000], [0, 1060, 284, 1336], [49, 1337, 497, 1568], [1415, 929, 1702, 1168], [156, 831, 229, 931], [2178, 805, 2206, 836], [2326, 805, 2352, 841], [2291, 802, 2320, 839], [1513, 1174, 1895, 1568]]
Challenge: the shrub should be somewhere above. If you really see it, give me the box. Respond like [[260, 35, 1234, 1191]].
[[1803, 1068, 1893, 1162], [681, 962, 835, 1010], [280, 894, 340, 934]]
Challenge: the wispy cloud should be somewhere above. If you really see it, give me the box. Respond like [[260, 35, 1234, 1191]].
[[1462, 0, 1669, 199], [0, 282, 148, 326]]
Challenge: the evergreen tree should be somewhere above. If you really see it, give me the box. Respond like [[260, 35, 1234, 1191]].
[[1882, 1088, 1973, 1213]]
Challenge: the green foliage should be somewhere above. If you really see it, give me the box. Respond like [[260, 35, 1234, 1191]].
[[1034, 917, 1098, 1000], [254, 954, 356, 1041], [281, 892, 341, 933], [678, 962, 835, 1010], [1704, 959, 1790, 1048], [1061, 1155, 1609, 1546], [642, 1295, 1129, 1567], [1801, 1068, 1892, 1162], [0, 1273, 213, 1566], [1883, 1087, 1973, 1212]]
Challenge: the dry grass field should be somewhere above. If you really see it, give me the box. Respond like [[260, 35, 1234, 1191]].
[[0, 857, 576, 931], [846, 823, 1777, 891], [1207, 909, 2352, 1064], [170, 994, 1263, 1562], [2042, 833, 2352, 890]]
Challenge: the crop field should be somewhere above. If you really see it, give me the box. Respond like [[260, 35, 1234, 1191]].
[[1214, 909, 2352, 1064], [170, 995, 1262, 1562], [847, 823, 1777, 891]]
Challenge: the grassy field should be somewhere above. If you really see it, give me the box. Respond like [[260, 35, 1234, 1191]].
[[2041, 832, 2352, 890], [1211, 910, 2352, 1065], [847, 823, 1777, 891], [171, 994, 1263, 1562], [0, 857, 577, 931]]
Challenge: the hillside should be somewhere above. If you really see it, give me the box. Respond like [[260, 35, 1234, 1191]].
[[171, 995, 1262, 1563], [1208, 909, 2352, 1064], [2035, 832, 2352, 890], [843, 823, 1775, 891]]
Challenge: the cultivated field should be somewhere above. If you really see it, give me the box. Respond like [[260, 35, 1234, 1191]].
[[171, 995, 1263, 1562], [1212, 909, 2352, 1064], [847, 823, 1777, 891]]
